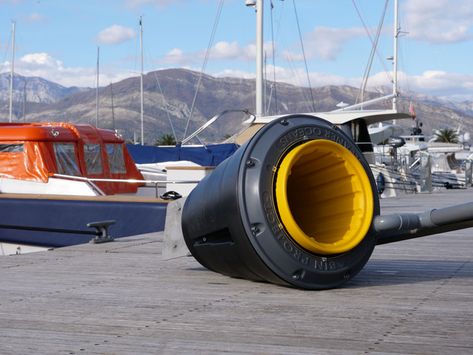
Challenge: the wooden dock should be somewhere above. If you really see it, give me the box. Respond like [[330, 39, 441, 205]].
[[1, 189, 472, 354]]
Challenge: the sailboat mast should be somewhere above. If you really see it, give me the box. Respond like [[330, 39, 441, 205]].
[[96, 46, 100, 127], [9, 21, 16, 123], [139, 16, 144, 145], [255, 0, 264, 117], [392, 0, 399, 112]]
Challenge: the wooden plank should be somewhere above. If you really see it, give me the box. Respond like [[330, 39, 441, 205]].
[[0, 189, 472, 354]]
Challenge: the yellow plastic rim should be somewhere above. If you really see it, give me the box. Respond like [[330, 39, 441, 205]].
[[275, 139, 374, 255]]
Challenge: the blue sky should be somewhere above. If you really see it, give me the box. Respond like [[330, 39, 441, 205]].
[[1, 0, 473, 101]]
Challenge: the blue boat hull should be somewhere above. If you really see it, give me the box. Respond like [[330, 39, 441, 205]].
[[0, 196, 167, 247]]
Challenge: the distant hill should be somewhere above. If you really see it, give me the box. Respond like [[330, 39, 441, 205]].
[[0, 73, 86, 104], [1, 68, 473, 144], [0, 73, 87, 120]]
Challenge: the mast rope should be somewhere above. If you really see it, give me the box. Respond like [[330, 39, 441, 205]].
[[266, 0, 278, 115], [292, 0, 316, 112], [352, 0, 391, 104], [147, 55, 178, 142], [182, 0, 224, 141]]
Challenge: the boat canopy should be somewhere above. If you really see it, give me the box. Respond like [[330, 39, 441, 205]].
[[0, 122, 143, 194]]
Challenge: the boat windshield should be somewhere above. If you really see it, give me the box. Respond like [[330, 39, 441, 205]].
[[53, 143, 81, 176], [84, 144, 103, 175], [106, 143, 126, 174], [0, 144, 24, 153]]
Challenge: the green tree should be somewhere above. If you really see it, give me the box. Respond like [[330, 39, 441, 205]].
[[433, 128, 459, 143], [155, 133, 177, 146]]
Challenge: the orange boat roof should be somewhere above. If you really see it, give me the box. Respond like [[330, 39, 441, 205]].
[[0, 122, 124, 143]]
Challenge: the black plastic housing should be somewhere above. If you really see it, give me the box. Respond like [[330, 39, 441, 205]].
[[181, 115, 380, 289]]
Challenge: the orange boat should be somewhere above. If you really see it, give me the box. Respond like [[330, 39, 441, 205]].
[[0, 122, 144, 195], [0, 122, 167, 247]]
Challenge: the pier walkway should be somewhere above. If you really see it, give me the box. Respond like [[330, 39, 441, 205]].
[[1, 190, 472, 354]]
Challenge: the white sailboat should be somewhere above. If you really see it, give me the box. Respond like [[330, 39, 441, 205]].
[[230, 0, 416, 200]]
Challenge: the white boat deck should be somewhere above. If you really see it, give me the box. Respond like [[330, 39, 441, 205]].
[[0, 189, 472, 354]]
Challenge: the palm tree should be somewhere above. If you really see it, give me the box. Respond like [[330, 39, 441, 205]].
[[433, 128, 459, 144], [155, 133, 177, 146]]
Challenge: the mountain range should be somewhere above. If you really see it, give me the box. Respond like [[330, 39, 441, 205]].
[[0, 73, 86, 104], [1, 69, 472, 144]]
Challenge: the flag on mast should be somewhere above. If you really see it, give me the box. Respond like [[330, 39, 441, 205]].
[[409, 101, 416, 119]]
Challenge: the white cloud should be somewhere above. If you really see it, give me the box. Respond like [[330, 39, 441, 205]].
[[25, 13, 46, 23], [407, 70, 473, 95], [216, 64, 473, 100], [403, 0, 473, 43], [272, 66, 360, 88], [357, 69, 473, 99], [5, 52, 131, 87], [284, 26, 366, 61], [216, 65, 360, 88], [215, 69, 256, 80], [209, 41, 273, 61], [160, 41, 274, 65], [210, 41, 241, 60], [160, 48, 189, 65], [21, 52, 62, 68], [97, 25, 136, 45]]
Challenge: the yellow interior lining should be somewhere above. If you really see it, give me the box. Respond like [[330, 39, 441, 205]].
[[275, 139, 374, 255]]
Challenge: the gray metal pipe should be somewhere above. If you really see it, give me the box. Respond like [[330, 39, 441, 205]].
[[430, 202, 473, 226], [374, 202, 473, 245], [373, 213, 421, 233]]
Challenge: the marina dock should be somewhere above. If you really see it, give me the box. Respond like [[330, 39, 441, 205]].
[[1, 189, 472, 354]]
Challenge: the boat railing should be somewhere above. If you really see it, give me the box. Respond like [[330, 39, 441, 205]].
[[409, 157, 421, 170], [332, 93, 397, 112], [51, 174, 106, 196], [182, 109, 255, 145], [52, 173, 202, 198]]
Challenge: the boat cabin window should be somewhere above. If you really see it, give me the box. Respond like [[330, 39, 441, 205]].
[[53, 143, 81, 176], [84, 144, 103, 174], [0, 143, 24, 153], [403, 136, 425, 143], [106, 143, 126, 174]]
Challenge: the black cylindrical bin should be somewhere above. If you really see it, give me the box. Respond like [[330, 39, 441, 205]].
[[182, 114, 380, 289]]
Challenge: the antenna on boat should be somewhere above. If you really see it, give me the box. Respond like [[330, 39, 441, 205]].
[[9, 21, 16, 123], [139, 16, 144, 145], [246, 0, 264, 117], [95, 46, 100, 127]]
